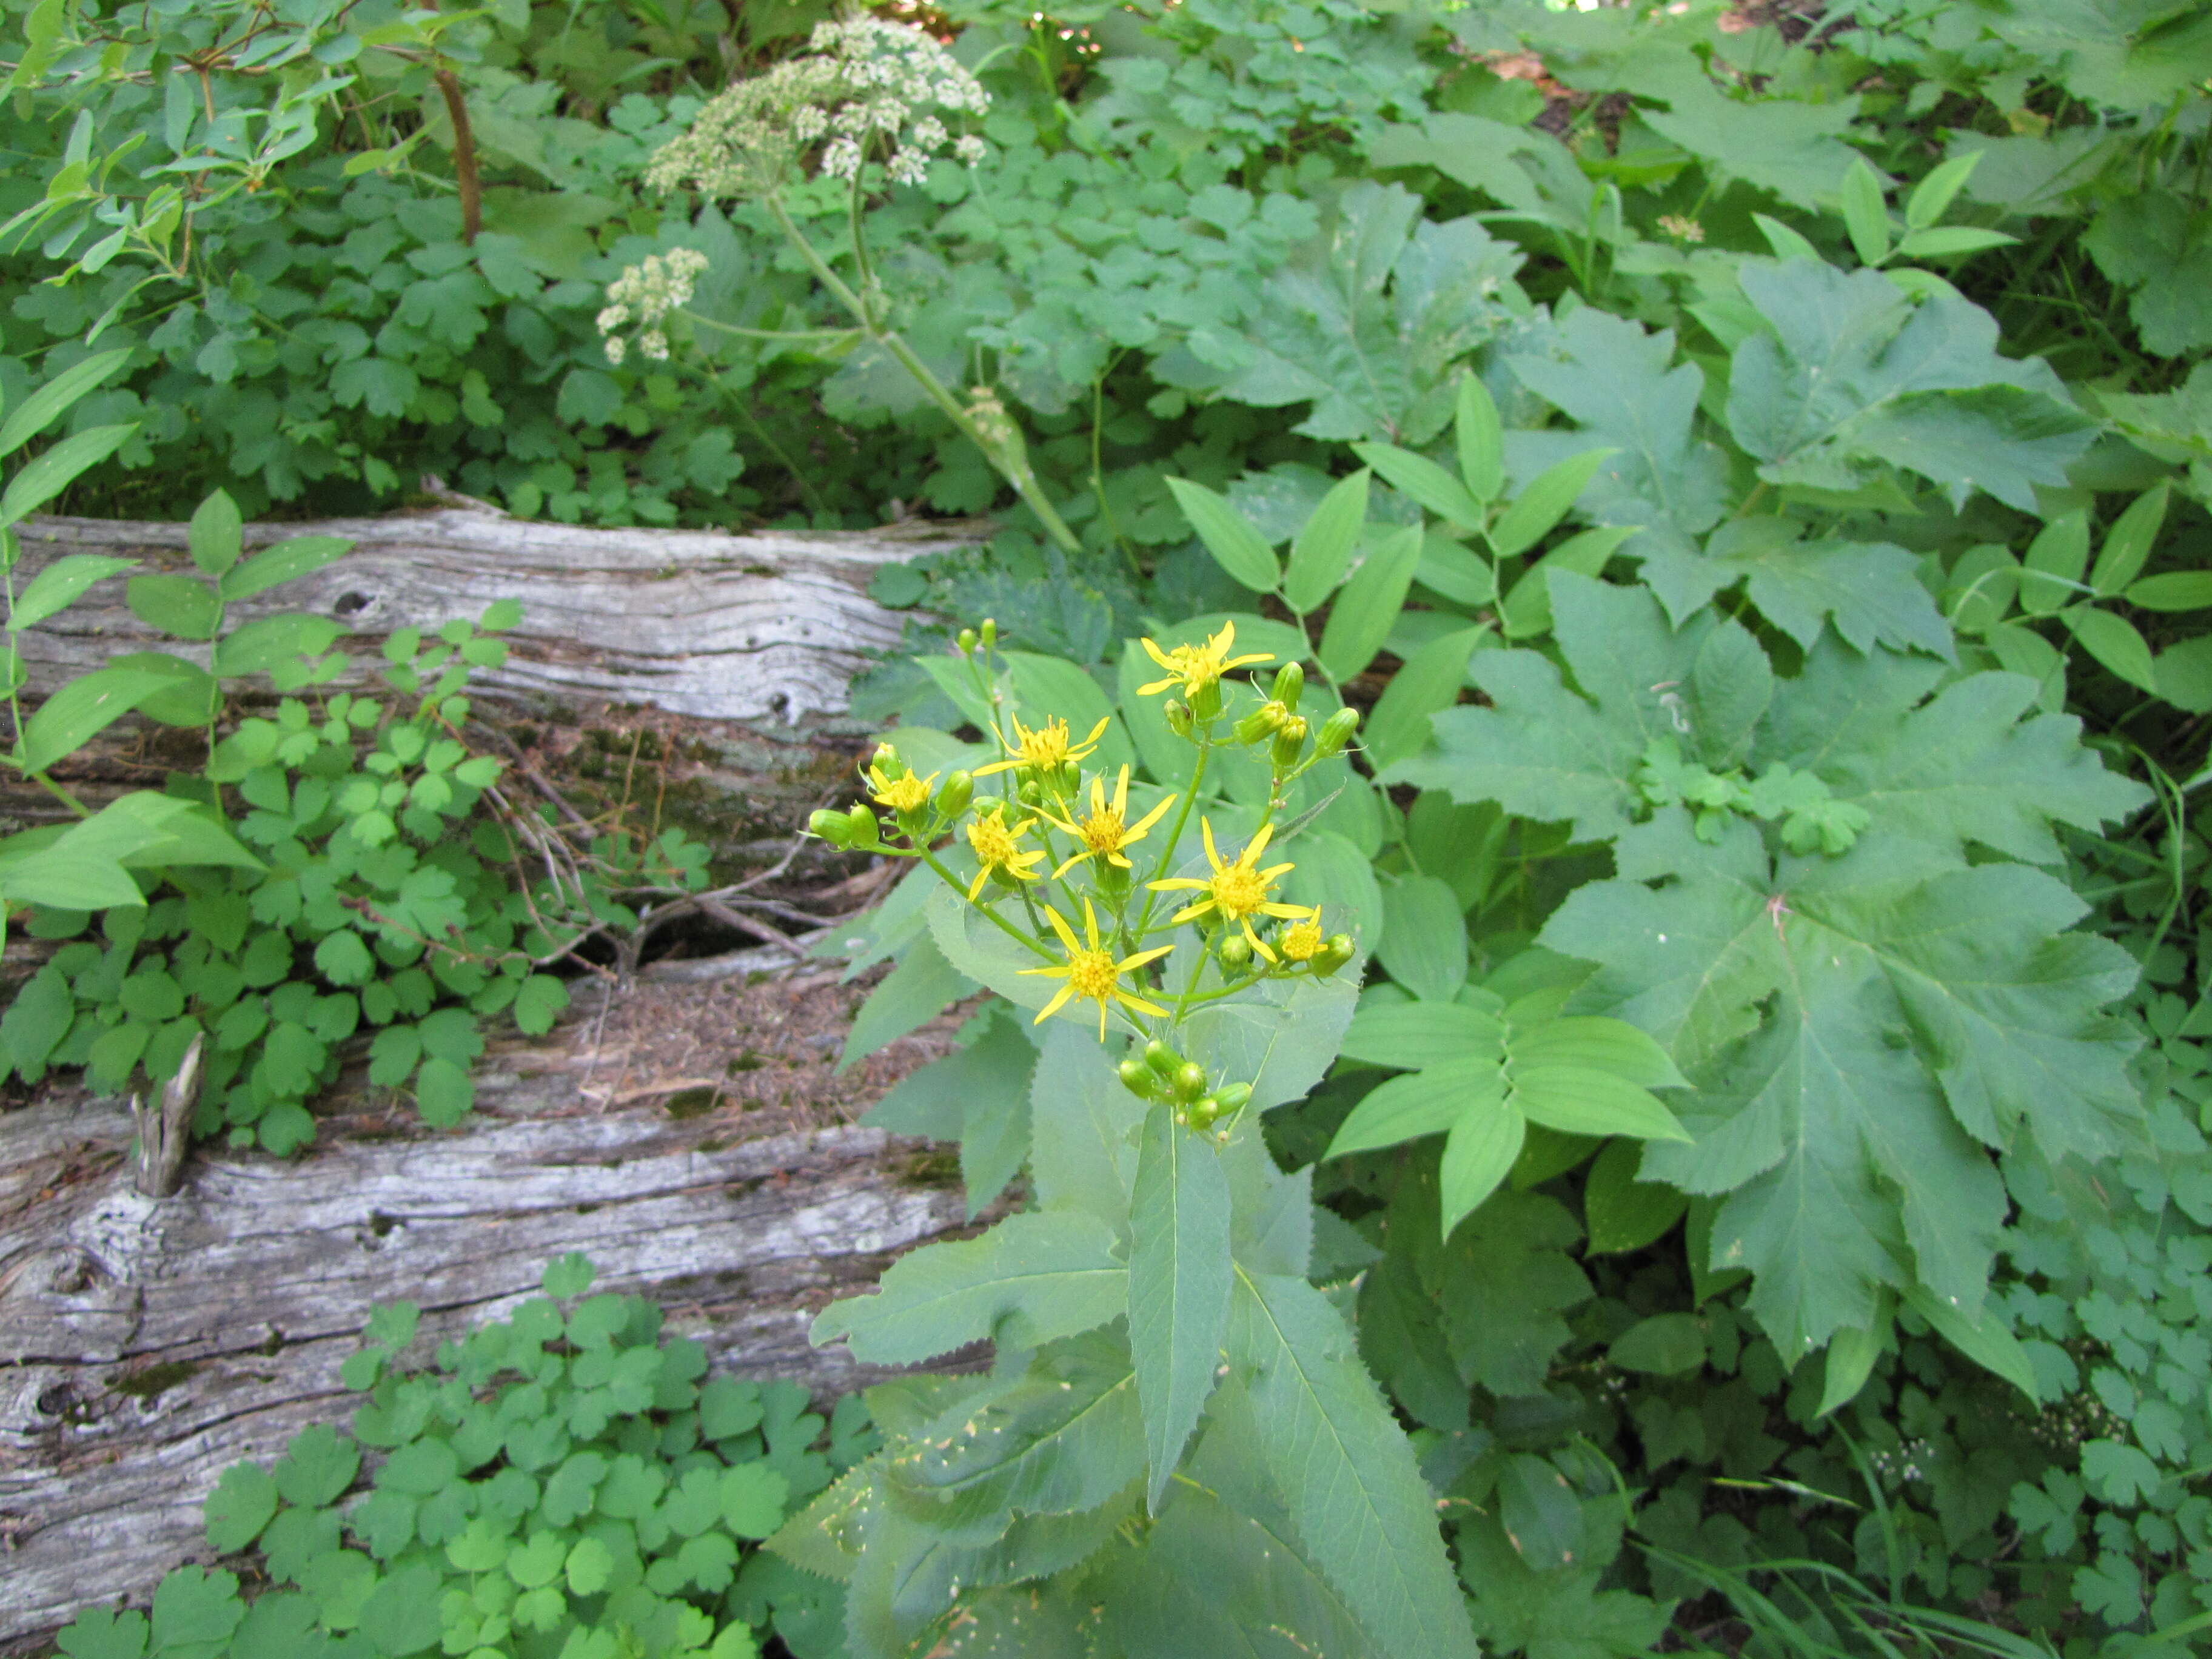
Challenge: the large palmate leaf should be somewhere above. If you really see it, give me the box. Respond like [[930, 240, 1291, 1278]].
[[2082, 192, 2212, 358], [1386, 574, 2148, 1357], [1640, 518, 1954, 657], [1182, 181, 1527, 444], [1505, 307, 1729, 560], [1726, 261, 2096, 512]]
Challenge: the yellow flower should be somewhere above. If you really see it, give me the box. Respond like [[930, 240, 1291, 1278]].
[[1045, 765, 1176, 877], [1277, 911, 1326, 963], [1136, 621, 1273, 700], [868, 765, 937, 815], [974, 714, 1110, 778], [964, 803, 1045, 900], [1150, 818, 1313, 959], [1020, 898, 1173, 1040]]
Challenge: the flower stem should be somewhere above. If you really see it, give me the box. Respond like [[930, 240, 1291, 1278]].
[[761, 190, 1083, 557]]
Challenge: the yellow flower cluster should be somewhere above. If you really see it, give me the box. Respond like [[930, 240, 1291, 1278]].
[[804, 619, 1360, 1116]]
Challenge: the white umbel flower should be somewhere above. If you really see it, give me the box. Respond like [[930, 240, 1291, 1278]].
[[596, 247, 709, 364], [645, 16, 990, 199]]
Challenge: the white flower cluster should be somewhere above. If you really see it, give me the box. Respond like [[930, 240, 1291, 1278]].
[[644, 17, 989, 200], [597, 247, 708, 366]]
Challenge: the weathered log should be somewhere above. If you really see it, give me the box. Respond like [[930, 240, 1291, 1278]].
[[14, 504, 971, 723], [0, 969, 977, 1649]]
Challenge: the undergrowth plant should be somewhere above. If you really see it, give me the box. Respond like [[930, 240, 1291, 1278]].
[[53, 1255, 871, 1659], [1, 477, 710, 1150]]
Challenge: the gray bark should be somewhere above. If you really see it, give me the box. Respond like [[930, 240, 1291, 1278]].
[[0, 1057, 970, 1647], [12, 502, 970, 725]]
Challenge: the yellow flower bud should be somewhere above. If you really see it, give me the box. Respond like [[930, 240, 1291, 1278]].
[[1218, 933, 1253, 969], [1144, 1039, 1182, 1077]]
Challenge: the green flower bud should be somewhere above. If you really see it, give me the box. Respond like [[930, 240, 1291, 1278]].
[[1144, 1039, 1182, 1078], [1164, 700, 1194, 738], [845, 805, 881, 849], [1190, 675, 1224, 722], [1270, 716, 1309, 770], [1233, 705, 1282, 746], [872, 742, 902, 776], [807, 809, 853, 847], [957, 628, 979, 654], [1217, 933, 1253, 970], [980, 617, 997, 646], [1314, 706, 1361, 759], [1119, 1057, 1161, 1099], [1017, 778, 1044, 808], [1188, 1094, 1221, 1129], [1171, 1061, 1208, 1103], [1314, 932, 1355, 975], [1058, 760, 1081, 796], [1272, 662, 1304, 710], [937, 770, 974, 817], [1213, 1081, 1253, 1113]]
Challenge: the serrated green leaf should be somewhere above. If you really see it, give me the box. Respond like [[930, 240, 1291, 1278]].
[[1128, 1108, 1232, 1511], [1201, 181, 1524, 445], [1726, 262, 2093, 513], [1229, 1270, 1478, 1658], [1506, 310, 1728, 558], [1608, 1312, 1706, 1375], [813, 1211, 1126, 1364]]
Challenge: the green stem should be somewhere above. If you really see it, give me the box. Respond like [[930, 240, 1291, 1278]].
[[919, 849, 1055, 960], [1131, 731, 1210, 943], [760, 190, 1084, 558]]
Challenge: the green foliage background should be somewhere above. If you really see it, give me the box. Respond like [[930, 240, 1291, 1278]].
[[7, 0, 2212, 1654]]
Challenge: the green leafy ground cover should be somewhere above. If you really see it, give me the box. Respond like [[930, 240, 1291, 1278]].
[[5, 0, 2212, 1654]]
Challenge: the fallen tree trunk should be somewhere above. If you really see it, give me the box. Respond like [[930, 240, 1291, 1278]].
[[0, 961, 978, 1648], [14, 503, 971, 723]]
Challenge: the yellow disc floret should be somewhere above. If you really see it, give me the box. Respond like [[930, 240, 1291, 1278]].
[[1020, 898, 1173, 1039], [1278, 913, 1326, 963], [1135, 621, 1273, 701], [868, 765, 937, 815], [1150, 818, 1313, 960], [974, 714, 1110, 778], [1046, 765, 1176, 877], [964, 802, 1045, 900]]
